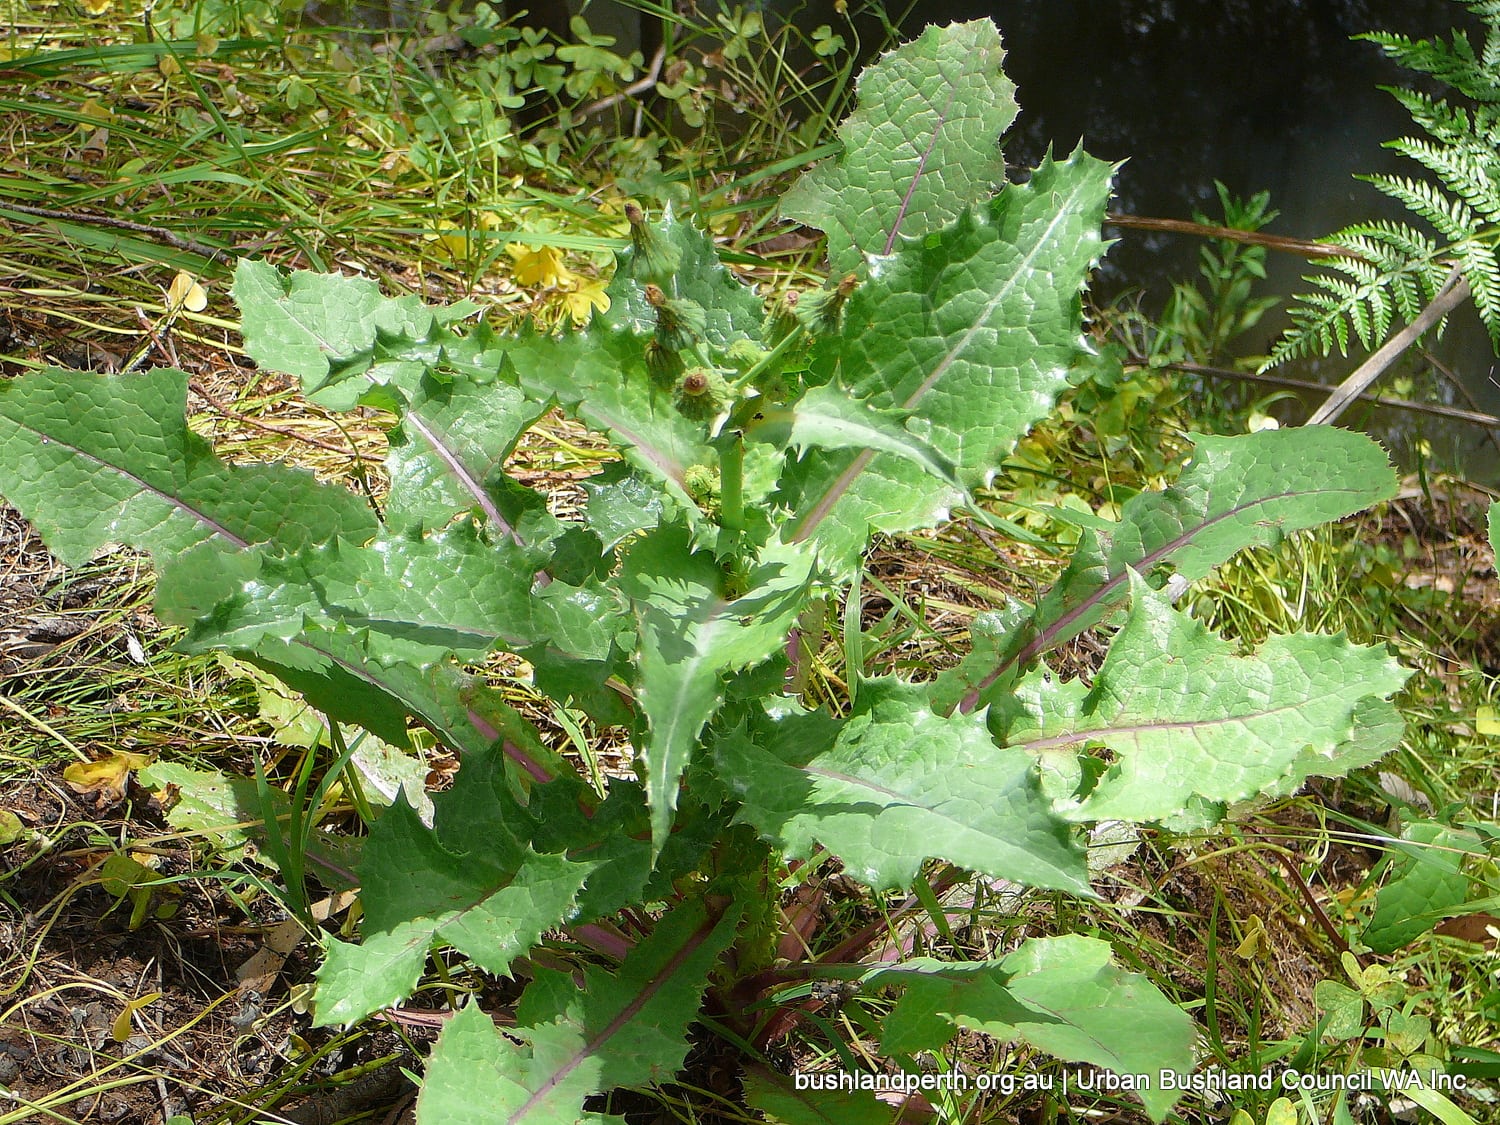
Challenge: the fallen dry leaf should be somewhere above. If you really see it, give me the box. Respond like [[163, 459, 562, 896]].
[[63, 750, 153, 804], [1433, 914, 1500, 947]]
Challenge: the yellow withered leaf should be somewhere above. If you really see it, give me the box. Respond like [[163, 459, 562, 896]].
[[111, 991, 162, 1043], [1233, 914, 1267, 960], [79, 98, 114, 123], [63, 749, 153, 802], [1477, 705, 1500, 736]]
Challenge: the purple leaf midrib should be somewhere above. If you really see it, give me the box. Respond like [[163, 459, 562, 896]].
[[959, 483, 1380, 712], [1012, 697, 1313, 754], [507, 911, 721, 1122], [586, 410, 687, 491], [883, 81, 960, 255], [403, 412, 521, 545]]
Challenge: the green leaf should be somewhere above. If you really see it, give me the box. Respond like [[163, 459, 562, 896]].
[[742, 1065, 894, 1125], [0, 809, 24, 847], [416, 1005, 620, 1125], [223, 629, 453, 753], [1314, 978, 1367, 1041], [1364, 821, 1479, 954], [781, 20, 1017, 275], [621, 526, 818, 853], [997, 574, 1410, 821], [506, 321, 713, 504], [1264, 695, 1407, 799], [233, 259, 455, 409], [349, 733, 432, 817], [745, 382, 965, 494], [227, 655, 329, 749], [234, 263, 539, 504], [938, 427, 1400, 711], [717, 681, 1089, 894], [614, 207, 766, 344], [315, 749, 596, 1027], [136, 761, 358, 885], [414, 899, 741, 1124], [526, 781, 655, 925], [777, 149, 1113, 573], [164, 525, 623, 667], [871, 936, 1194, 1122], [137, 761, 270, 858], [383, 370, 547, 536], [1397, 1085, 1481, 1125], [0, 366, 376, 567], [582, 461, 669, 549]]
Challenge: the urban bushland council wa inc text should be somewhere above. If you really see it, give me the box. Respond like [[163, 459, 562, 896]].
[[792, 1067, 1469, 1097]]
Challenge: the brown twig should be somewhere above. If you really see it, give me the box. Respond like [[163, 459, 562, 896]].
[[0, 201, 225, 261], [1105, 211, 1361, 260], [579, 45, 666, 118], [1247, 830, 1357, 964], [1307, 267, 1471, 424], [1155, 358, 1500, 429]]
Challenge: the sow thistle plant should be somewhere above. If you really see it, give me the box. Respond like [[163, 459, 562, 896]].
[[0, 20, 1413, 1123]]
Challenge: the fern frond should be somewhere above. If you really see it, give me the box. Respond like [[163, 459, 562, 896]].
[[1361, 27, 1500, 102], [1480, 3, 1500, 72], [1336, 221, 1439, 267], [1270, 3, 1500, 368], [1268, 266, 1398, 365], [1267, 222, 1451, 370], [1359, 174, 1475, 241], [1383, 87, 1471, 144], [1460, 240, 1500, 345], [1383, 137, 1500, 220], [1390, 272, 1422, 325], [1474, 105, 1500, 147]]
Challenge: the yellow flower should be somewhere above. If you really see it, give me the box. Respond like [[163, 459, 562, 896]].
[[561, 278, 611, 324], [507, 243, 568, 288], [431, 219, 471, 261]]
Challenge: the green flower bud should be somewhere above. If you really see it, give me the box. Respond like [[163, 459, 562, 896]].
[[625, 201, 682, 282], [644, 337, 684, 388], [725, 338, 768, 372], [797, 272, 858, 335], [644, 283, 708, 350], [763, 288, 800, 345], [683, 463, 721, 514], [674, 366, 730, 421]]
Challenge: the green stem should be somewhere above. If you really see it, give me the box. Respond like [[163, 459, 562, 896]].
[[719, 433, 744, 533], [728, 322, 807, 393]]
